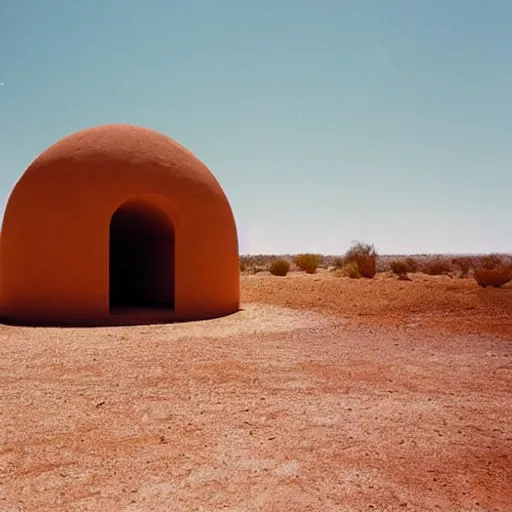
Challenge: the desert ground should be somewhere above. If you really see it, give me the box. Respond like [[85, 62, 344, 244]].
[[1, 269, 511, 511]]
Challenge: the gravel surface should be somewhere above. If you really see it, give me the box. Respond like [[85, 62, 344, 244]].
[[1, 275, 511, 511]]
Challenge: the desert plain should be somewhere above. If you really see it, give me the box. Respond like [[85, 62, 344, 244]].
[[1, 266, 511, 511]]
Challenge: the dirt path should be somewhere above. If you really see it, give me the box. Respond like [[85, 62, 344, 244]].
[[1, 300, 511, 511]]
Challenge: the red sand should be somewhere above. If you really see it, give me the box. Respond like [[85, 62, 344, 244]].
[[1, 272, 511, 511]]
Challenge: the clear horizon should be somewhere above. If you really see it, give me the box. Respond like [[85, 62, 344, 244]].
[[1, 1, 511, 255]]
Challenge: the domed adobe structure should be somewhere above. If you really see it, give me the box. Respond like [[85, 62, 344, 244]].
[[0, 124, 240, 326]]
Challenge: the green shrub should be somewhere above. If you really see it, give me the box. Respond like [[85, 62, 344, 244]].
[[294, 253, 322, 274], [343, 262, 361, 279], [269, 259, 291, 276], [343, 242, 378, 278], [390, 260, 408, 276]]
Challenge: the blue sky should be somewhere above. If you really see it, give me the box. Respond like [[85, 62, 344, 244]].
[[1, 0, 511, 255]]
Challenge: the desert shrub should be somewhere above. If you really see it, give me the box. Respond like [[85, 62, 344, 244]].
[[404, 257, 419, 273], [241, 254, 294, 273], [473, 266, 512, 288], [390, 260, 408, 276], [343, 242, 377, 278], [343, 262, 361, 279], [422, 258, 452, 276], [473, 254, 512, 288], [476, 253, 505, 270], [269, 259, 291, 276], [332, 257, 345, 270], [452, 257, 471, 278], [240, 255, 262, 273], [294, 253, 322, 274]]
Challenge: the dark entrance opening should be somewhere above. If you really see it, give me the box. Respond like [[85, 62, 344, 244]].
[[109, 200, 174, 311]]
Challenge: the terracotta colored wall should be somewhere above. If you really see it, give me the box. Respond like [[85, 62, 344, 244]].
[[0, 125, 240, 326]]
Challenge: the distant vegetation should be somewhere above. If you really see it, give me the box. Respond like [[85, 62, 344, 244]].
[[452, 257, 471, 278], [404, 257, 419, 273], [472, 254, 512, 288], [293, 253, 323, 274], [239, 248, 512, 289], [342, 242, 378, 279], [342, 261, 361, 279], [422, 258, 452, 276], [390, 260, 409, 277], [269, 258, 290, 276]]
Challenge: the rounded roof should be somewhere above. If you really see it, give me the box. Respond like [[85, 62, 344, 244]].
[[0, 123, 240, 326], [22, 123, 217, 188]]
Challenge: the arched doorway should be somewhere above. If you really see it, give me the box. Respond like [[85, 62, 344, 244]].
[[109, 200, 174, 311]]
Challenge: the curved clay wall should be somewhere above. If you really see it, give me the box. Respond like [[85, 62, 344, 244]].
[[0, 124, 240, 326]]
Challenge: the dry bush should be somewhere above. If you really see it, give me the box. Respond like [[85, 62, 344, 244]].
[[390, 260, 408, 276], [475, 253, 506, 270], [404, 257, 419, 273], [452, 257, 472, 278], [332, 258, 345, 271], [269, 259, 290, 276], [422, 258, 452, 276], [473, 254, 512, 288], [342, 262, 361, 279], [240, 255, 267, 273], [343, 242, 377, 278], [473, 267, 512, 288], [294, 253, 323, 274], [241, 254, 293, 274]]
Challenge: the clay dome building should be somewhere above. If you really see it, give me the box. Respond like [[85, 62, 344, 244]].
[[0, 124, 240, 326]]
